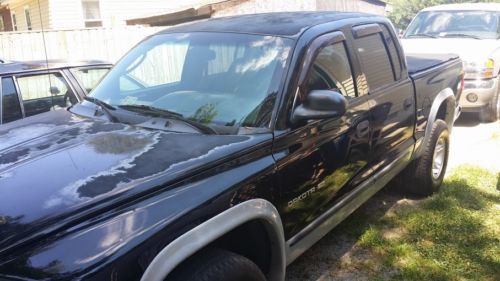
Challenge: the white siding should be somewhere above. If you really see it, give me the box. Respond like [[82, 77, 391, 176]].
[[8, 0, 49, 31], [99, 0, 185, 27], [49, 0, 84, 29]]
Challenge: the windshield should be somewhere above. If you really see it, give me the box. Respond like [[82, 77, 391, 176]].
[[405, 10, 500, 40], [89, 32, 292, 134]]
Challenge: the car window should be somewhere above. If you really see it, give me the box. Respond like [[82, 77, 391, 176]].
[[16, 72, 77, 118], [71, 67, 110, 93], [355, 32, 395, 90], [381, 25, 402, 80], [1, 77, 23, 124], [305, 42, 356, 98]]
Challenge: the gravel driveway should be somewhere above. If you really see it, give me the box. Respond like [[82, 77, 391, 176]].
[[286, 113, 500, 281]]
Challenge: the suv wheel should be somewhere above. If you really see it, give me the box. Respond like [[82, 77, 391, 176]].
[[168, 249, 266, 281], [403, 120, 450, 196], [480, 82, 500, 122]]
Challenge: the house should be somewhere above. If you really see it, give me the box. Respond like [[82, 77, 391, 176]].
[[0, 0, 201, 31], [0, 0, 388, 32]]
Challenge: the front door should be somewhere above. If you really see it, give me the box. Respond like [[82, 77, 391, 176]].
[[273, 32, 372, 240]]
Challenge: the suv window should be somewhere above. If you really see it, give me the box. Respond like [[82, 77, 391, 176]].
[[306, 42, 356, 98], [17, 73, 77, 118], [71, 67, 110, 93], [381, 25, 402, 80], [1, 77, 23, 124], [355, 32, 395, 90]]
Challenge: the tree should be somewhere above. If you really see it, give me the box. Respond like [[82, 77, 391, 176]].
[[388, 0, 500, 30]]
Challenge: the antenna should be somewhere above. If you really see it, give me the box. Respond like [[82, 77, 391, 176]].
[[37, 0, 54, 106]]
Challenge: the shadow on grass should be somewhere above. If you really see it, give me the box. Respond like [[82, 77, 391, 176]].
[[286, 166, 500, 281]]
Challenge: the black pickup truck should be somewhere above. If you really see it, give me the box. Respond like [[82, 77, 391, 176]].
[[0, 12, 463, 281]]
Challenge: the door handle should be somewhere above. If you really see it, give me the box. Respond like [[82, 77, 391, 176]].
[[403, 99, 413, 109], [356, 120, 370, 137]]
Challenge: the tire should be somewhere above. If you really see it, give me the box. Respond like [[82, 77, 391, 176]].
[[403, 120, 450, 196], [480, 83, 500, 122], [167, 249, 266, 281]]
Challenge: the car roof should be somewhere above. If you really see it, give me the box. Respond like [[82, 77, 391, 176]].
[[158, 11, 380, 38], [423, 3, 500, 12], [0, 59, 112, 75]]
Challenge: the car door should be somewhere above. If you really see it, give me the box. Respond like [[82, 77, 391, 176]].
[[0, 76, 23, 125], [351, 23, 415, 171], [15, 71, 79, 118], [273, 31, 373, 239]]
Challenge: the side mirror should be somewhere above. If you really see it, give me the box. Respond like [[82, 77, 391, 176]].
[[50, 86, 61, 95], [291, 90, 347, 123]]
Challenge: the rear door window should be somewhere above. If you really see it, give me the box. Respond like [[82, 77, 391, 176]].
[[16, 72, 78, 118], [1, 77, 23, 124], [354, 29, 395, 90]]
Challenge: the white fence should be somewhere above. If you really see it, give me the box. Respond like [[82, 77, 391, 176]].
[[0, 26, 164, 63]]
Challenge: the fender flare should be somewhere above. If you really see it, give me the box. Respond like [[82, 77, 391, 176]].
[[416, 88, 456, 157], [140, 199, 286, 281]]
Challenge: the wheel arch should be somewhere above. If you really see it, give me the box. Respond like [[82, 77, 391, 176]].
[[140, 199, 286, 281], [416, 88, 455, 158]]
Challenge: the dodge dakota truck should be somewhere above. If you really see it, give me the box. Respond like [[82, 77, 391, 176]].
[[0, 12, 463, 281]]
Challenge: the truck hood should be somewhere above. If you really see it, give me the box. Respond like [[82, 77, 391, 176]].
[[401, 38, 500, 63], [0, 110, 270, 253]]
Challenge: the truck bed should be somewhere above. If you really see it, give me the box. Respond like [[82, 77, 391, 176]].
[[406, 53, 460, 75]]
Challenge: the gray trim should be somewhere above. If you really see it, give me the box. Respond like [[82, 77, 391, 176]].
[[285, 146, 413, 264], [352, 23, 382, 38], [415, 88, 455, 158], [140, 199, 286, 281]]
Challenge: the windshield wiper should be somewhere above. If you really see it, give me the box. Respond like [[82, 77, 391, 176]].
[[83, 96, 118, 122], [118, 104, 217, 134], [440, 33, 481, 40], [406, 33, 437, 38]]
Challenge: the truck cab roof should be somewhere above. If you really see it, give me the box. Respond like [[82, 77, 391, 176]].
[[159, 11, 380, 38]]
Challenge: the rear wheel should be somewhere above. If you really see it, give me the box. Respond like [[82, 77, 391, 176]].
[[168, 249, 266, 281], [403, 120, 450, 196]]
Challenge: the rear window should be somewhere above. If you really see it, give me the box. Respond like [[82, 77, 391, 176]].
[[1, 77, 23, 124]]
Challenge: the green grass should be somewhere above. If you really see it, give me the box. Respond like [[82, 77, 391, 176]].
[[352, 166, 500, 281]]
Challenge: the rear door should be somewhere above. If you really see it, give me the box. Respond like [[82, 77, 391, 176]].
[[275, 31, 372, 239], [352, 23, 415, 172]]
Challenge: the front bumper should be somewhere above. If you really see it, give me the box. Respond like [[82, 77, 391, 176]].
[[459, 77, 498, 112]]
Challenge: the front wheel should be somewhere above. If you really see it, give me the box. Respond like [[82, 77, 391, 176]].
[[167, 249, 266, 281], [403, 120, 450, 196]]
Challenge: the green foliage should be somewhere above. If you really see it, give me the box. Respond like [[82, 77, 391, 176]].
[[388, 0, 500, 30]]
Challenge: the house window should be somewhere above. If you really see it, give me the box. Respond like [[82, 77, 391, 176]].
[[12, 13, 17, 31], [82, 0, 102, 27], [24, 6, 32, 30]]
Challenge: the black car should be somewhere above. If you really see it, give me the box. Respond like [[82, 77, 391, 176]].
[[0, 12, 463, 281], [0, 60, 111, 125]]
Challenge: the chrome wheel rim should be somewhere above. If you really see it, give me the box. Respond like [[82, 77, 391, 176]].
[[432, 135, 446, 179]]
